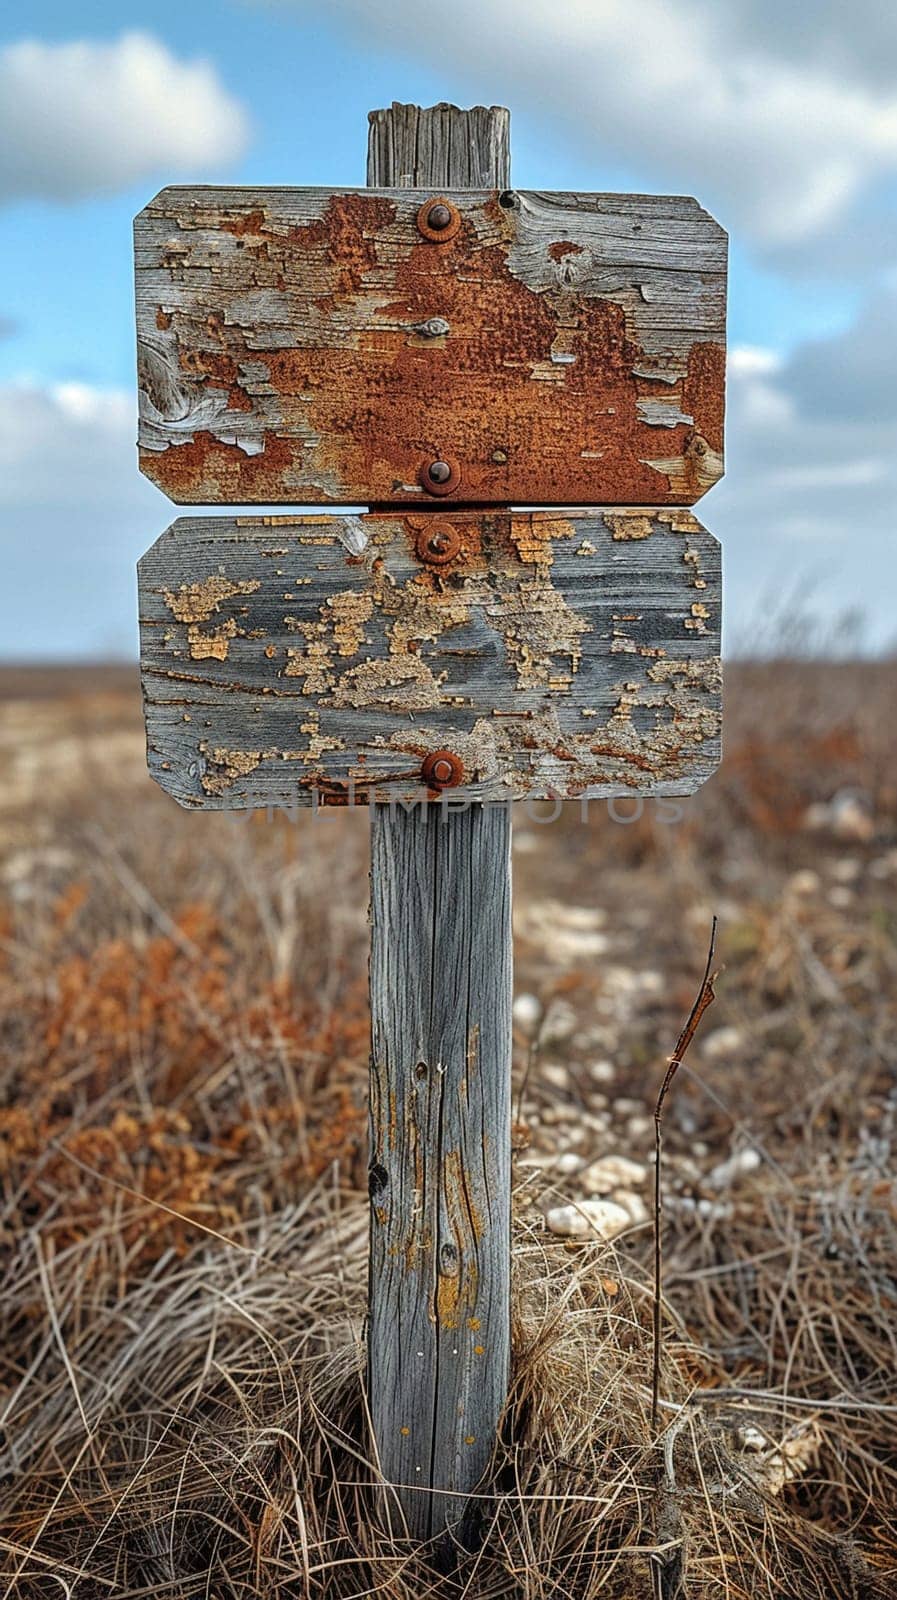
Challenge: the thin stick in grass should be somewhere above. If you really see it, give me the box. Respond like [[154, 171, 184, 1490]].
[[652, 917, 719, 1433]]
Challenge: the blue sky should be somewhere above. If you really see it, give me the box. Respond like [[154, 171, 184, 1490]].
[[1, 0, 895, 656]]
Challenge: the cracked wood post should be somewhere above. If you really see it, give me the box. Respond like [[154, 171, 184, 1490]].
[[367, 103, 513, 1546]]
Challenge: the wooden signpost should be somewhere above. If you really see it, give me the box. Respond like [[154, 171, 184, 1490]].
[[135, 102, 725, 1547]]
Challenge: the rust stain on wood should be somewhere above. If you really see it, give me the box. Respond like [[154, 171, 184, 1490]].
[[135, 187, 726, 507]]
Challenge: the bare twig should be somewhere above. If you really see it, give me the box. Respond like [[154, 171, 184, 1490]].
[[652, 918, 719, 1433]]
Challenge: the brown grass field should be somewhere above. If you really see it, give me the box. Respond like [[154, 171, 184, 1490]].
[[1, 660, 895, 1598]]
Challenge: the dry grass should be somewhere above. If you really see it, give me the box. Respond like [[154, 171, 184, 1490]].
[[1, 661, 896, 1597]]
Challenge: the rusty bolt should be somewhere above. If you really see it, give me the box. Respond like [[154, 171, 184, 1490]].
[[416, 523, 461, 566], [427, 203, 452, 231], [413, 316, 450, 339], [422, 750, 464, 789], [419, 454, 461, 496], [416, 197, 461, 242]]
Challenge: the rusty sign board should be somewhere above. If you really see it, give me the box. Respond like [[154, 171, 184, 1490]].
[[138, 507, 721, 808], [135, 187, 727, 507]]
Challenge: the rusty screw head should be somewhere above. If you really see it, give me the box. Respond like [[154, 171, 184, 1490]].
[[420, 454, 461, 496], [422, 749, 464, 789], [416, 197, 461, 242], [416, 523, 461, 566], [427, 203, 452, 231]]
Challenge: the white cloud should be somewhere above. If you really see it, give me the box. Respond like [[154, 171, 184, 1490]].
[[765, 459, 888, 492], [0, 381, 161, 658], [711, 302, 897, 651], [781, 290, 897, 422], [295, 0, 897, 267], [0, 33, 250, 203], [723, 1, 897, 90], [0, 381, 136, 499], [729, 346, 783, 378]]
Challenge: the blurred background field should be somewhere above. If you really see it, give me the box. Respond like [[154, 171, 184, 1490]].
[[1, 659, 896, 1596]]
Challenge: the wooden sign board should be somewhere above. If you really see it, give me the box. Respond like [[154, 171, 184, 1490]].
[[135, 187, 726, 507], [138, 508, 721, 808]]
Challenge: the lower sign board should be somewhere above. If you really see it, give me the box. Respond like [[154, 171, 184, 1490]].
[[138, 508, 721, 807]]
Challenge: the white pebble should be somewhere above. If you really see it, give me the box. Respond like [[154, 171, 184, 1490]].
[[513, 993, 542, 1028], [701, 1025, 745, 1060], [802, 802, 828, 832], [830, 857, 861, 883], [707, 1148, 761, 1190], [638, 971, 665, 996], [672, 1157, 702, 1184], [590, 1060, 616, 1084], [554, 930, 611, 959], [555, 1151, 582, 1174], [609, 1188, 649, 1226], [830, 793, 874, 843], [540, 1062, 570, 1090], [804, 792, 874, 842], [555, 904, 607, 930], [519, 900, 610, 962], [545, 1199, 631, 1241], [787, 869, 821, 896], [585, 1154, 648, 1192]]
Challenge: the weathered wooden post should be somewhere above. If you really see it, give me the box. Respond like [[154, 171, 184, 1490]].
[[134, 99, 726, 1547], [366, 105, 513, 1546]]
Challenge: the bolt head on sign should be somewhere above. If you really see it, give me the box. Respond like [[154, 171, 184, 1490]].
[[134, 186, 726, 507]]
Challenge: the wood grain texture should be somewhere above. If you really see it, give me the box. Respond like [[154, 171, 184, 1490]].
[[367, 102, 512, 1554], [367, 101, 511, 189], [137, 508, 722, 809], [134, 182, 726, 507], [369, 801, 512, 1542]]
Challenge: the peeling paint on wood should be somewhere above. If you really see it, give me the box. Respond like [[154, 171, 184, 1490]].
[[134, 186, 726, 507], [137, 508, 721, 809]]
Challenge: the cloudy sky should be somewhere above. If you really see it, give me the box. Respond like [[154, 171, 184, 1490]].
[[1, 0, 895, 658]]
